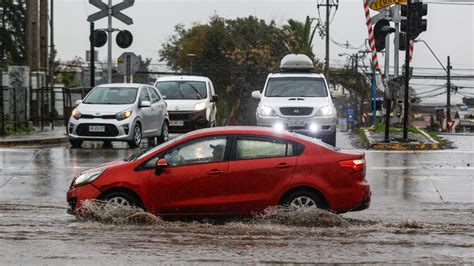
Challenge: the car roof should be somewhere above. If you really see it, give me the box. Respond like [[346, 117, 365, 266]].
[[154, 75, 211, 83], [96, 83, 150, 88], [268, 73, 326, 79], [186, 126, 298, 140]]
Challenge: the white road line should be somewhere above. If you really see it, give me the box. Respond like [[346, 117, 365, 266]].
[[368, 166, 474, 170]]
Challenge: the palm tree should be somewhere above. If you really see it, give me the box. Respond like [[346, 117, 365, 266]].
[[283, 16, 318, 60]]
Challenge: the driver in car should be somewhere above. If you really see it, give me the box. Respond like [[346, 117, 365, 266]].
[[210, 144, 225, 162]]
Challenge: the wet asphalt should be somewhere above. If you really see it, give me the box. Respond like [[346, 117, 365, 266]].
[[0, 133, 472, 264]]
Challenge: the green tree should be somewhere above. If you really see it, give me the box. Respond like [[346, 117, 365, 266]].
[[0, 0, 26, 65], [160, 16, 288, 125], [282, 16, 318, 60]]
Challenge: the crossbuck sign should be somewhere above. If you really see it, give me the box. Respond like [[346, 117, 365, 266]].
[[87, 0, 135, 25]]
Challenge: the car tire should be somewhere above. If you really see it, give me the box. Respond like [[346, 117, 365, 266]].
[[70, 139, 83, 148], [127, 123, 142, 148], [102, 191, 138, 207], [157, 122, 169, 144], [281, 190, 324, 209], [323, 131, 336, 147]]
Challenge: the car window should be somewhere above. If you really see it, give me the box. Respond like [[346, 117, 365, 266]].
[[265, 77, 328, 97], [235, 137, 294, 160], [161, 137, 227, 167], [139, 87, 151, 103], [82, 87, 138, 104], [147, 87, 161, 103]]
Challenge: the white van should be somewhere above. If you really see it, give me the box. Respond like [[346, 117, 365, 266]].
[[252, 54, 337, 146], [154, 76, 218, 133]]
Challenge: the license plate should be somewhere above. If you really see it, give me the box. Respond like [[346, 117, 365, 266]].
[[89, 125, 105, 132], [288, 120, 305, 127], [170, 120, 184, 126]]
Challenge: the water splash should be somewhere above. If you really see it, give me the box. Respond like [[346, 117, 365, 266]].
[[74, 200, 163, 225], [257, 206, 350, 228]]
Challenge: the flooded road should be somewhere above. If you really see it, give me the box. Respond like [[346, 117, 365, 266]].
[[0, 135, 473, 263]]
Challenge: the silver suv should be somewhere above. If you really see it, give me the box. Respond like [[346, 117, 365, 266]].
[[68, 83, 170, 148], [252, 54, 337, 146]]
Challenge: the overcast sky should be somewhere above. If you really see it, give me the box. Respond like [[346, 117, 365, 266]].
[[55, 0, 473, 104]]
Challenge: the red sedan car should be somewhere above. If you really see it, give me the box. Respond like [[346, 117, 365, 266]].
[[67, 126, 370, 216]]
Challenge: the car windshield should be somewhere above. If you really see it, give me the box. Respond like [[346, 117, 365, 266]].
[[265, 77, 328, 97], [82, 87, 138, 104], [155, 81, 207, 100], [134, 133, 189, 161]]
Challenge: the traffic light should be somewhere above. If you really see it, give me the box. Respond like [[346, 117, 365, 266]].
[[116, 30, 133, 49], [398, 32, 407, 51], [400, 2, 428, 41], [90, 30, 107, 48], [374, 19, 395, 52]]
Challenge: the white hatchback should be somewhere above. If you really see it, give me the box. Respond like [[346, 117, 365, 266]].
[[68, 83, 170, 148], [154, 76, 218, 133]]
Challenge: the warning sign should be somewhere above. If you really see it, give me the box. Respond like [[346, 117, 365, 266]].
[[370, 0, 407, 11]]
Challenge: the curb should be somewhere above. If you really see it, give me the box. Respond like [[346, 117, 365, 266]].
[[0, 135, 69, 147], [363, 129, 439, 151]]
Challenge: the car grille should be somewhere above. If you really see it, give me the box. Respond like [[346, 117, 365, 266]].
[[76, 123, 119, 137], [169, 111, 194, 120], [280, 107, 313, 116], [80, 114, 116, 119]]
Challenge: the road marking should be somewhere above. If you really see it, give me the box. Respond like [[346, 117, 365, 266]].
[[369, 166, 473, 170]]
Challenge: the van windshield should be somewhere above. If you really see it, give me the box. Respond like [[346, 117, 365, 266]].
[[156, 81, 207, 100], [82, 87, 138, 104], [265, 77, 328, 97]]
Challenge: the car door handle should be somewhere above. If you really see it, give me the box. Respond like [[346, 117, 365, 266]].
[[275, 163, 292, 169], [208, 169, 224, 175]]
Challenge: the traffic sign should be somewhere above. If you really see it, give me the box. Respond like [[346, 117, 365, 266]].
[[369, 0, 406, 11], [87, 0, 135, 25], [117, 52, 140, 75]]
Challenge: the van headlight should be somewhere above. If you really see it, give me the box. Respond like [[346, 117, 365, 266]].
[[115, 109, 133, 121], [316, 106, 336, 116], [73, 168, 106, 187], [71, 108, 81, 120], [258, 105, 276, 116], [194, 102, 207, 111]]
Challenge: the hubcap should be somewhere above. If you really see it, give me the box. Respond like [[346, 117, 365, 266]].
[[290, 196, 317, 209], [134, 126, 141, 145], [108, 196, 131, 206], [163, 124, 169, 142]]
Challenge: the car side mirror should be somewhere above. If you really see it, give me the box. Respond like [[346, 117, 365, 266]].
[[211, 95, 219, 103], [155, 158, 168, 175], [140, 100, 152, 108], [251, 90, 261, 99], [75, 100, 83, 107]]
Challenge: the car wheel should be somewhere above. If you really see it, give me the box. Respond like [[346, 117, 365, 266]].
[[127, 123, 142, 148], [157, 122, 169, 144], [323, 131, 336, 147], [70, 139, 83, 148], [281, 190, 323, 209], [102, 191, 138, 207]]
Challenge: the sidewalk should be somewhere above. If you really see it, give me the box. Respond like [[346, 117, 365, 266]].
[[0, 127, 68, 147]]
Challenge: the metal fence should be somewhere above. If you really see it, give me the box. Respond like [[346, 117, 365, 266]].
[[0, 86, 92, 135]]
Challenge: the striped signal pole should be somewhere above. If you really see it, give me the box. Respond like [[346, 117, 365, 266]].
[[409, 40, 414, 61], [363, 0, 380, 71]]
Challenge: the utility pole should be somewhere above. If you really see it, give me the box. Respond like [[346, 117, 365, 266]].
[[317, 0, 338, 80], [393, 5, 400, 77], [39, 0, 48, 70], [107, 0, 112, 83], [402, 0, 411, 141], [90, 22, 95, 87], [49, 0, 55, 113], [446, 56, 452, 132]]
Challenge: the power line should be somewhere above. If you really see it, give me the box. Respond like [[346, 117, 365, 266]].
[[425, 2, 474, 6]]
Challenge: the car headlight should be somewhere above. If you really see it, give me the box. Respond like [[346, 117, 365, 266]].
[[73, 168, 106, 187], [194, 102, 207, 111], [115, 109, 133, 121], [71, 108, 81, 120], [258, 105, 276, 116], [316, 106, 336, 116]]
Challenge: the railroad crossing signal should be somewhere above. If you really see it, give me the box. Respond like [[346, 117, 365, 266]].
[[87, 0, 135, 25]]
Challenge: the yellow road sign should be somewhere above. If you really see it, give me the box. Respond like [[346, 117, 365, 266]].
[[370, 0, 407, 11]]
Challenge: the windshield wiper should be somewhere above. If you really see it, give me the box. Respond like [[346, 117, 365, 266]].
[[188, 84, 203, 99], [124, 148, 151, 162]]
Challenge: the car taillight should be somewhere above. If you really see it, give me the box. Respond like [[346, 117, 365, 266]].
[[338, 159, 365, 174]]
